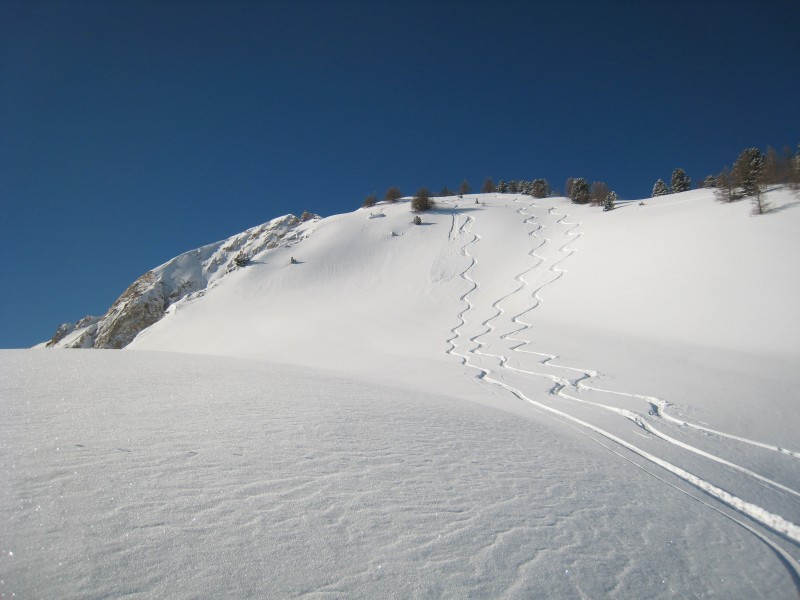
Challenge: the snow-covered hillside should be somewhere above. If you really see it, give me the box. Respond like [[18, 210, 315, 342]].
[[5, 188, 800, 597], [42, 213, 320, 349]]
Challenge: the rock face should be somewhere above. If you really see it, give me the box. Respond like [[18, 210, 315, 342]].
[[93, 272, 168, 349], [44, 213, 320, 349], [45, 316, 101, 348]]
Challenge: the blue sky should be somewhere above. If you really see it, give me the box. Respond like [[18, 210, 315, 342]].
[[1, 0, 798, 348]]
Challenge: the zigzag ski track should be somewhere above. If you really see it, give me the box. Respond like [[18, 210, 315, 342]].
[[442, 195, 800, 589]]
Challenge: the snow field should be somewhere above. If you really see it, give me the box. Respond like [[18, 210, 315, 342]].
[[4, 188, 800, 597], [1, 350, 796, 598], [131, 189, 800, 592]]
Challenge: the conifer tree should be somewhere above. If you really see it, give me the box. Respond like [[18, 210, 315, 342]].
[[670, 168, 692, 193], [701, 175, 717, 188], [497, 180, 508, 193], [570, 178, 590, 204], [481, 177, 495, 193], [530, 178, 549, 198], [733, 147, 764, 197], [652, 179, 669, 197], [458, 180, 471, 195], [603, 191, 617, 211]]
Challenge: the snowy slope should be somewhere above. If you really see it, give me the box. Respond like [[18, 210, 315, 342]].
[[2, 350, 798, 599], [6, 188, 800, 597]]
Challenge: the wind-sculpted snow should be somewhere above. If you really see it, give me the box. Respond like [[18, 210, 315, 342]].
[[16, 189, 800, 597], [2, 350, 798, 599]]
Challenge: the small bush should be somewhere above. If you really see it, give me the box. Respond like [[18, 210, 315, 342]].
[[362, 193, 377, 208], [411, 188, 434, 212], [385, 187, 402, 203]]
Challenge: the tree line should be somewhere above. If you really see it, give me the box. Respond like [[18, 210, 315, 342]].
[[650, 144, 800, 215], [359, 143, 799, 214]]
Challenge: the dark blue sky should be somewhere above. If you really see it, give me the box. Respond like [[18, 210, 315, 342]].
[[2, 0, 798, 348]]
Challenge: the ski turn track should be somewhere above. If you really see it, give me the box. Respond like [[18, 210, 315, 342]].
[[443, 196, 800, 588]]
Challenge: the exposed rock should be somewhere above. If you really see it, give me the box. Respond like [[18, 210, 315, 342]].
[[46, 315, 100, 348], [42, 213, 322, 349]]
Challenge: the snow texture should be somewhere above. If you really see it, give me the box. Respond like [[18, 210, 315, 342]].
[[4, 188, 800, 598]]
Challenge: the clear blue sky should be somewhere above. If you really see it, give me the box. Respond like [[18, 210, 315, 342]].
[[2, 0, 798, 348]]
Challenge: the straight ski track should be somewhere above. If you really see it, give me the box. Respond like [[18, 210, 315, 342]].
[[443, 197, 800, 588]]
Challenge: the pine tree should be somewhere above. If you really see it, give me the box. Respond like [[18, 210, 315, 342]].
[[670, 168, 692, 193], [603, 191, 617, 211], [570, 178, 590, 204], [733, 147, 764, 197], [497, 180, 508, 193], [458, 180, 471, 195], [530, 178, 549, 198], [652, 179, 669, 197], [701, 175, 717, 188], [481, 177, 495, 193]]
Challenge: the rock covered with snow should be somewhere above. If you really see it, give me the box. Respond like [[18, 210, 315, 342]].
[[43, 213, 320, 349]]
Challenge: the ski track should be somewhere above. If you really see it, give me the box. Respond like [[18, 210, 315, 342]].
[[442, 196, 800, 585]]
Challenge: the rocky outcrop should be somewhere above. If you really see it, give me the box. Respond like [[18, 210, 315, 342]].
[[42, 213, 321, 349], [45, 315, 100, 348], [93, 272, 169, 349]]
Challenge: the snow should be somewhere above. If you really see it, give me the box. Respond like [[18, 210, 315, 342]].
[[3, 188, 800, 597]]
